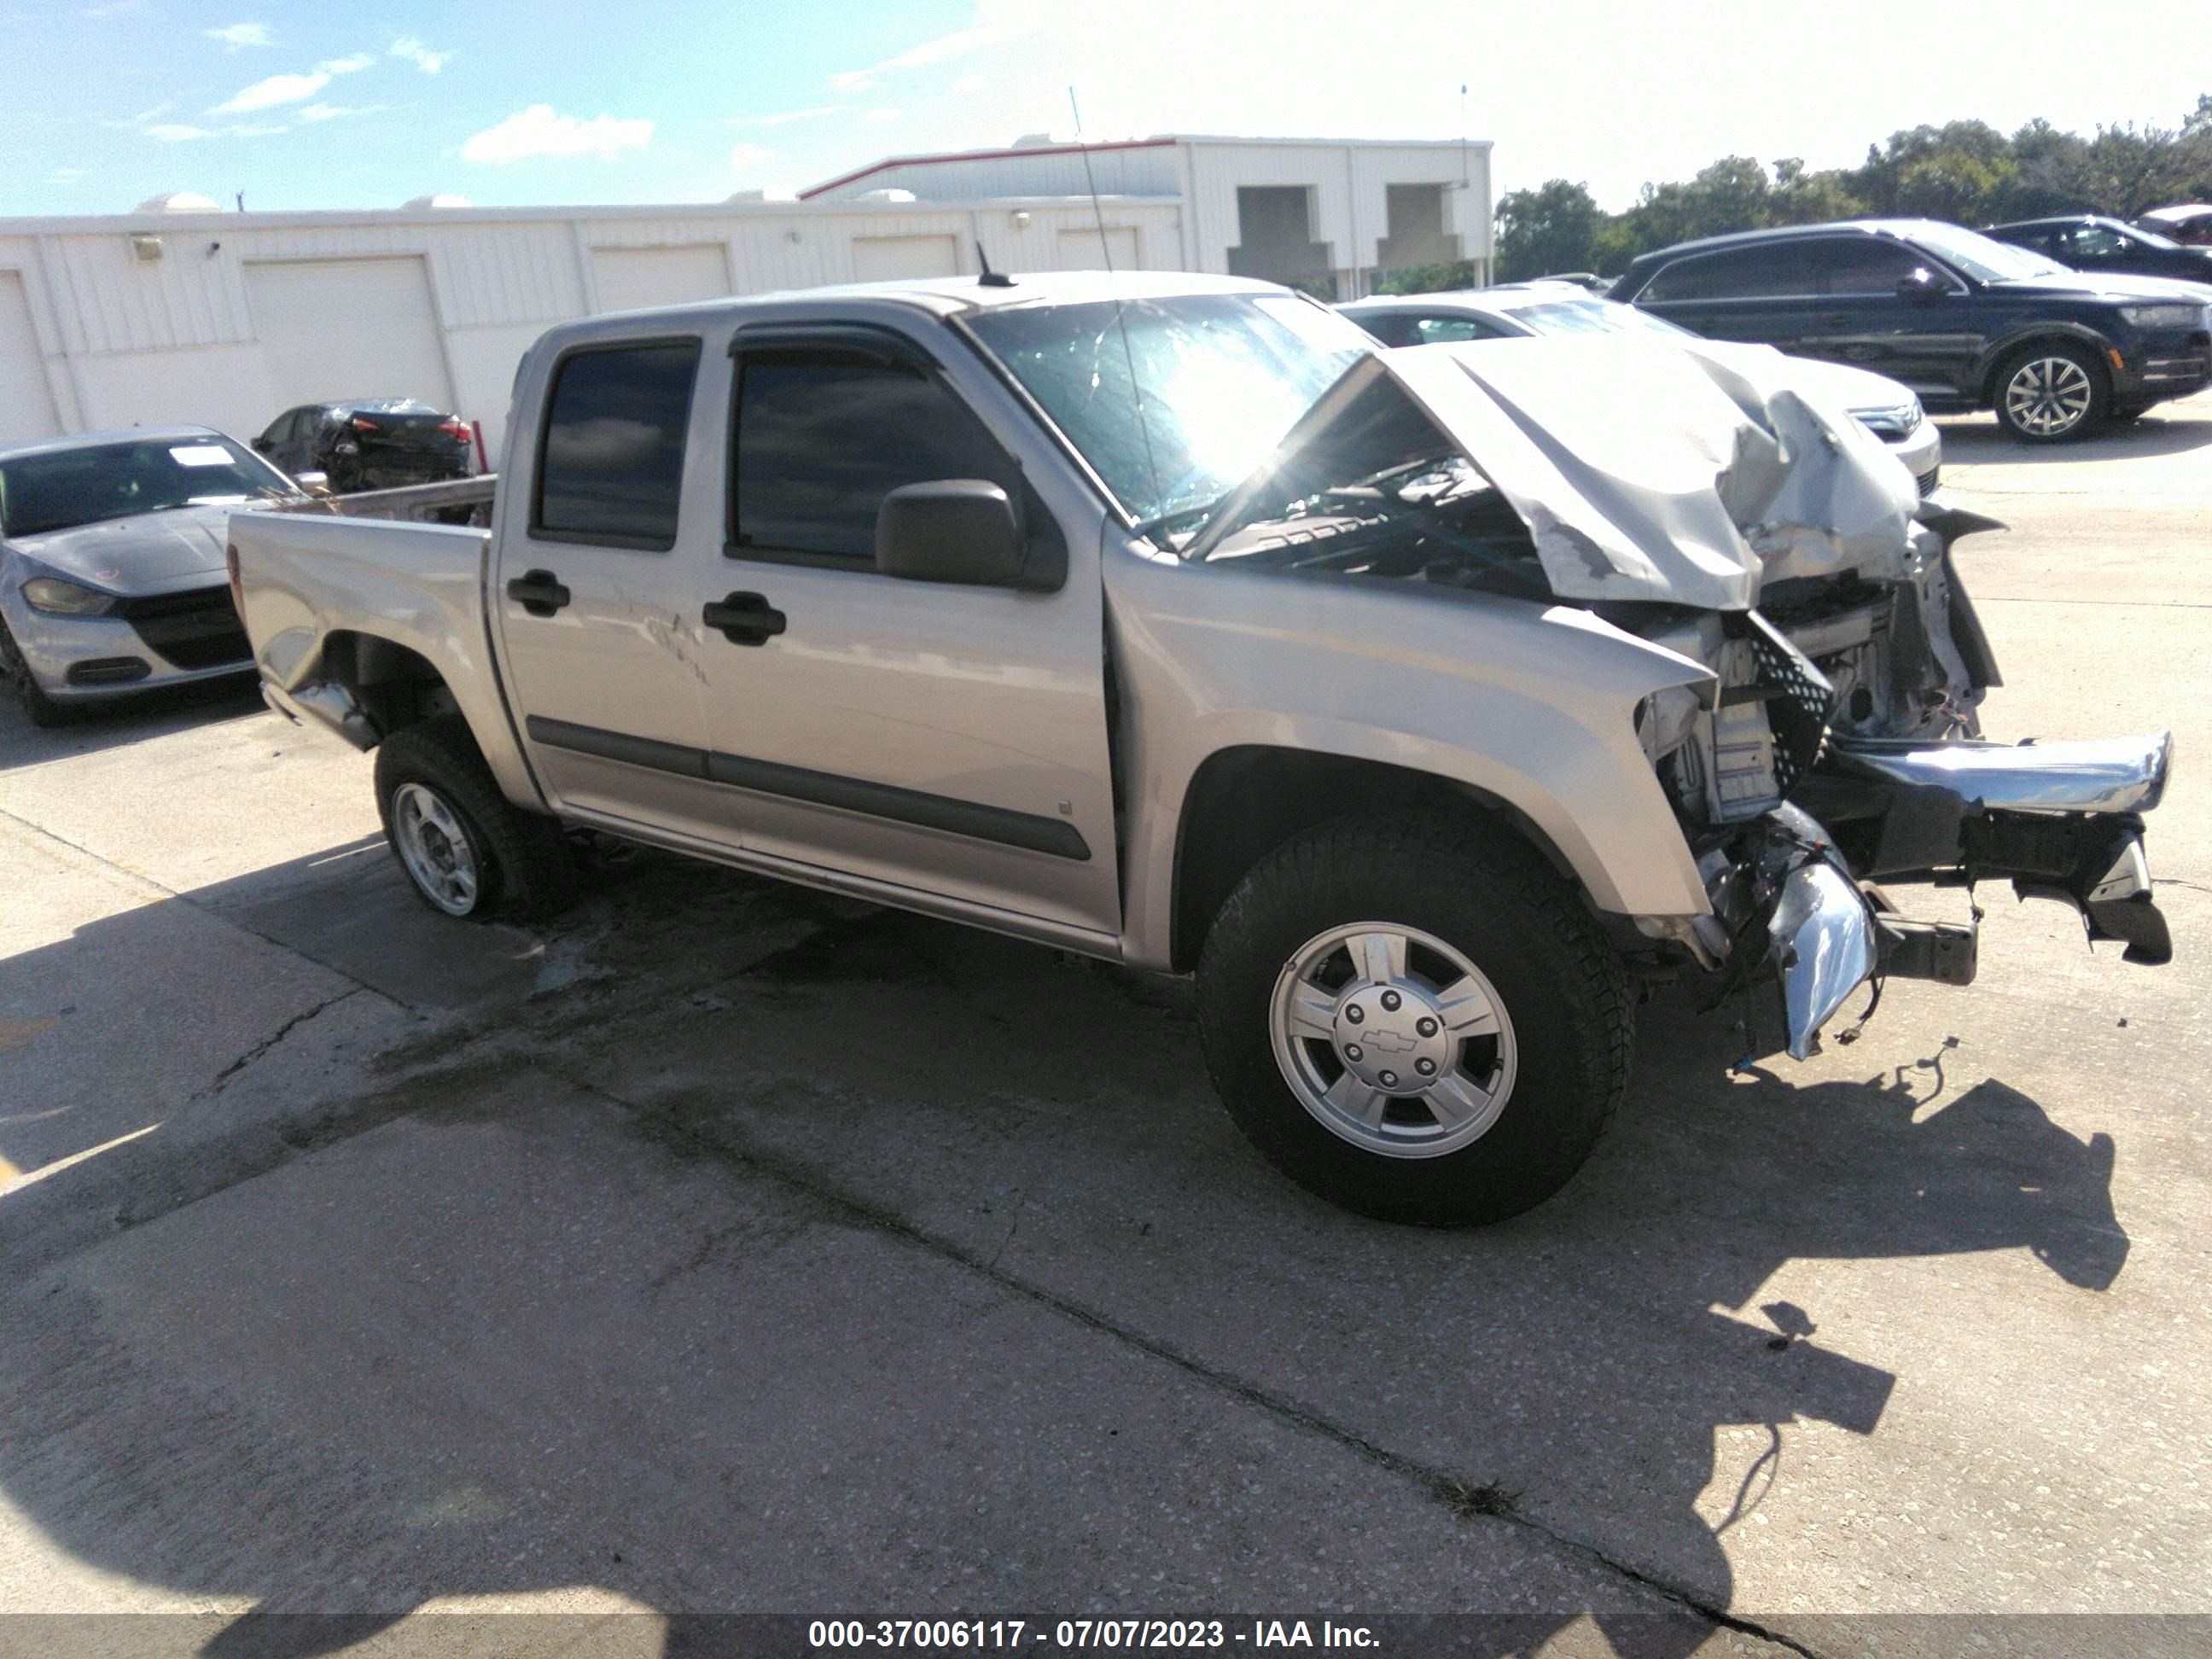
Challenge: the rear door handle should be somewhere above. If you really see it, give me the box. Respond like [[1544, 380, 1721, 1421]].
[[505, 569, 571, 616], [703, 591, 786, 645]]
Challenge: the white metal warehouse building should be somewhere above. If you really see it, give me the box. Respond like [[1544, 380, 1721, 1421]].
[[0, 133, 1489, 455]]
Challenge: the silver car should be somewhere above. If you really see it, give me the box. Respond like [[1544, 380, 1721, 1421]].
[[1341, 283, 1944, 495], [0, 426, 304, 725]]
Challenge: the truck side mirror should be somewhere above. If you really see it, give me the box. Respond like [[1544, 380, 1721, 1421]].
[[876, 479, 1053, 590], [294, 470, 332, 496]]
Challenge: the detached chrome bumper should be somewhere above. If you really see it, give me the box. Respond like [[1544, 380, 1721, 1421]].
[[1826, 731, 2171, 817], [1767, 853, 1878, 1062], [1732, 730, 2174, 1058]]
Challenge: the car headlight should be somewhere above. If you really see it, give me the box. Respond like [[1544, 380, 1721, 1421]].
[[1848, 399, 1924, 438], [21, 576, 118, 615], [2118, 303, 2205, 330]]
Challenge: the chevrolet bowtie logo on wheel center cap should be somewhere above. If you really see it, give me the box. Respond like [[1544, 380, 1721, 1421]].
[[1361, 1026, 1418, 1053]]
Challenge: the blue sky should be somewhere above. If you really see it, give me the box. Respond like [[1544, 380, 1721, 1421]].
[[3, 0, 2208, 218]]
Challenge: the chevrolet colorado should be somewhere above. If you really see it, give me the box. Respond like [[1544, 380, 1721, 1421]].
[[229, 272, 2173, 1225]]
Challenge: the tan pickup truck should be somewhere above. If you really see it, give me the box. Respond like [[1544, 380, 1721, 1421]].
[[228, 271, 2172, 1225]]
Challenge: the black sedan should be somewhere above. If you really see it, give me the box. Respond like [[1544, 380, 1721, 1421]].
[[252, 399, 476, 494], [1985, 215, 2212, 286]]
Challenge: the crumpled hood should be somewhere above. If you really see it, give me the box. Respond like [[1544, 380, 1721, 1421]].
[[6, 502, 248, 594], [1369, 335, 1918, 609]]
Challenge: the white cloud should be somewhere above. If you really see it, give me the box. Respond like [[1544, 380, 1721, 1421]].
[[203, 21, 272, 49], [728, 143, 775, 172], [733, 104, 850, 128], [829, 2, 1042, 90], [463, 105, 654, 165], [862, 108, 901, 124], [208, 54, 369, 113], [299, 102, 383, 123], [146, 120, 287, 141], [48, 166, 89, 183], [212, 71, 328, 113], [389, 35, 450, 73]]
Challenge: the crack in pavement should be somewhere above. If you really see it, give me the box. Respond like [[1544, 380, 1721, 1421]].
[[567, 1070, 1822, 1656], [203, 988, 367, 1095]]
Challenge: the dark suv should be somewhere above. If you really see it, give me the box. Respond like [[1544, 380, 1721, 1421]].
[[1611, 218, 2212, 441]]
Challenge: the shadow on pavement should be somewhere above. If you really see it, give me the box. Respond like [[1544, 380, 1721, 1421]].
[[0, 672, 265, 775], [0, 858, 2135, 1656]]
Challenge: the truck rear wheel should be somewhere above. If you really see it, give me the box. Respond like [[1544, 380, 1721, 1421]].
[[374, 715, 577, 922], [1195, 814, 1631, 1226]]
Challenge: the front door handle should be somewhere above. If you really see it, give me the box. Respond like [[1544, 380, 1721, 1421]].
[[505, 569, 572, 617], [703, 591, 786, 646]]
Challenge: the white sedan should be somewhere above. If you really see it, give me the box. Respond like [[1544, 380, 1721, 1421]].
[[1340, 283, 1942, 496]]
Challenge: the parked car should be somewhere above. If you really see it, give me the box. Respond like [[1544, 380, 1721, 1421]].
[[1610, 218, 2212, 441], [0, 427, 303, 725], [252, 399, 475, 493], [2137, 204, 2212, 247], [1985, 214, 2212, 285], [1340, 282, 1942, 494], [230, 273, 2172, 1227]]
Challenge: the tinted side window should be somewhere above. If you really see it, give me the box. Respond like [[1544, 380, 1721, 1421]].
[[2064, 224, 2127, 259], [1806, 237, 1926, 295], [1643, 243, 1813, 302], [534, 340, 701, 550], [731, 356, 1022, 562]]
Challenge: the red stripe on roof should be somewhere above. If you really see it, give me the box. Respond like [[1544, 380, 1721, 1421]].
[[798, 137, 1177, 200]]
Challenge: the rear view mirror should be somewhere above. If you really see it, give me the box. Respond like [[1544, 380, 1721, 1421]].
[[1896, 268, 1946, 303], [294, 470, 332, 496], [876, 480, 1060, 591]]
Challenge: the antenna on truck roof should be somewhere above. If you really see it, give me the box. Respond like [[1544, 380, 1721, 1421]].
[[976, 242, 1015, 287]]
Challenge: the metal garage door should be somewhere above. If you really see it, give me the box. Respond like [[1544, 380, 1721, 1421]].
[[851, 236, 960, 281], [1057, 226, 1140, 270], [0, 271, 61, 445], [591, 244, 731, 314], [246, 257, 454, 414]]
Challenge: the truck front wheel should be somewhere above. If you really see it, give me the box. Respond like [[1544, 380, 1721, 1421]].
[[1195, 814, 1631, 1226], [374, 715, 578, 922]]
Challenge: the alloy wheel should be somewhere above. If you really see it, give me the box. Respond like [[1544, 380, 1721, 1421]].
[[2003, 355, 2094, 438], [391, 781, 483, 915], [1268, 922, 1518, 1158]]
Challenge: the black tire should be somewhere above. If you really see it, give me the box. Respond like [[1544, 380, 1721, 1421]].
[[373, 714, 577, 922], [0, 615, 71, 729], [1195, 814, 1632, 1227], [1991, 341, 2107, 443]]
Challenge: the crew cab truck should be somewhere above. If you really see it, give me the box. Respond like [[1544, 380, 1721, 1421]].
[[230, 272, 2174, 1226]]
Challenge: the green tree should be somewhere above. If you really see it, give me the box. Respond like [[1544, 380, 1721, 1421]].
[[1493, 178, 1604, 280], [1767, 158, 1866, 225]]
